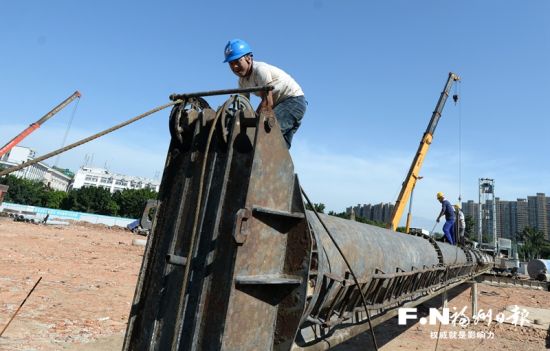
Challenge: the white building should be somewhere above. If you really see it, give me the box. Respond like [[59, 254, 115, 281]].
[[71, 167, 160, 193], [0, 146, 72, 191]]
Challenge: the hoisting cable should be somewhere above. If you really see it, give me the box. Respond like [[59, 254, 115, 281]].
[[54, 95, 81, 167], [434, 225, 460, 351], [457, 81, 463, 203], [300, 187, 379, 351], [433, 269, 449, 351], [0, 100, 180, 178]]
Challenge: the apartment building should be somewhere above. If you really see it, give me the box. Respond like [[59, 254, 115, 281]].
[[347, 202, 394, 224], [71, 167, 160, 193], [462, 194, 548, 241]]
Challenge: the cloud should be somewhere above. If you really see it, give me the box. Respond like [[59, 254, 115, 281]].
[[292, 139, 470, 229], [291, 140, 410, 210]]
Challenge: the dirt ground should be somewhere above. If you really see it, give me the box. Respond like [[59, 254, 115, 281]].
[[1, 217, 549, 350], [0, 218, 141, 351]]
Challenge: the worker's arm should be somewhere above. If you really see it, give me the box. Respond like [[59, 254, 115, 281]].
[[251, 63, 274, 115], [436, 206, 444, 222], [256, 89, 274, 115]]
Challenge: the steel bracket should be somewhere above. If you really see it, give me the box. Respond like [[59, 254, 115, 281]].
[[233, 208, 252, 245]]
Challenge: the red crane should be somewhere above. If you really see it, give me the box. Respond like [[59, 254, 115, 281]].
[[0, 91, 81, 158]]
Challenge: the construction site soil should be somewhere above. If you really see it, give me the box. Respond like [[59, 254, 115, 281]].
[[0, 218, 549, 350]]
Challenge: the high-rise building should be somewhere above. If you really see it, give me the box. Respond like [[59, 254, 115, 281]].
[[381, 203, 394, 223], [462, 194, 547, 242], [527, 193, 548, 239], [462, 200, 479, 237], [348, 191, 549, 240], [346, 202, 394, 224], [514, 198, 529, 237], [360, 204, 372, 218], [495, 198, 502, 238], [496, 198, 513, 239], [371, 203, 383, 223]]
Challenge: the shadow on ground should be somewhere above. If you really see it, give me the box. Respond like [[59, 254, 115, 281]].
[[332, 284, 469, 350]]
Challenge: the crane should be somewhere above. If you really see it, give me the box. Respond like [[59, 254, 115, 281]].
[[387, 72, 460, 232], [0, 91, 81, 158]]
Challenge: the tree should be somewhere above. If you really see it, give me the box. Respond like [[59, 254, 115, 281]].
[[61, 186, 119, 216], [464, 215, 476, 241], [518, 227, 546, 261], [1, 175, 47, 206], [326, 210, 387, 229], [305, 202, 325, 213], [112, 188, 158, 218], [42, 190, 68, 209], [354, 215, 386, 228], [328, 210, 350, 219]]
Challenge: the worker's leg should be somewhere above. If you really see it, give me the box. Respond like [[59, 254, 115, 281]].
[[454, 221, 459, 245], [443, 219, 455, 245], [273, 96, 307, 148], [451, 222, 456, 245], [451, 220, 458, 245], [459, 228, 465, 246]]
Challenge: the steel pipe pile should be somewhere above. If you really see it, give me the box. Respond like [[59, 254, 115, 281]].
[[527, 259, 550, 281], [123, 95, 493, 351]]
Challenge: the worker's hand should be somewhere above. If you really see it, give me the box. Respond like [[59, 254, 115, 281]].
[[436, 218, 440, 223]]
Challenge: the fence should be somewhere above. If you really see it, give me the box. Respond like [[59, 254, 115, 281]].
[[0, 202, 136, 227]]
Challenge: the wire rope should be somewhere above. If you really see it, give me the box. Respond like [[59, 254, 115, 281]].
[[458, 81, 463, 203], [0, 100, 180, 178], [54, 96, 81, 167]]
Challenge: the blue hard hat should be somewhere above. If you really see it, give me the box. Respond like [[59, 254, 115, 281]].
[[223, 39, 252, 63]]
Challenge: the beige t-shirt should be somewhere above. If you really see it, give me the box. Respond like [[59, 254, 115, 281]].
[[238, 61, 304, 106]]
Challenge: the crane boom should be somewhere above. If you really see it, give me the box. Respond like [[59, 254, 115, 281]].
[[0, 91, 81, 158], [387, 72, 460, 231]]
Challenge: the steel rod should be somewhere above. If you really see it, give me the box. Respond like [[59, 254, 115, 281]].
[[0, 277, 42, 337], [169, 85, 273, 101], [0, 101, 179, 178]]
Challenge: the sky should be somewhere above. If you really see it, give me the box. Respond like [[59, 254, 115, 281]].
[[1, 1, 549, 229]]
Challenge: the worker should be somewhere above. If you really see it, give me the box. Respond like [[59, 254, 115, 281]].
[[454, 203, 466, 246], [223, 38, 306, 148], [436, 192, 455, 245]]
